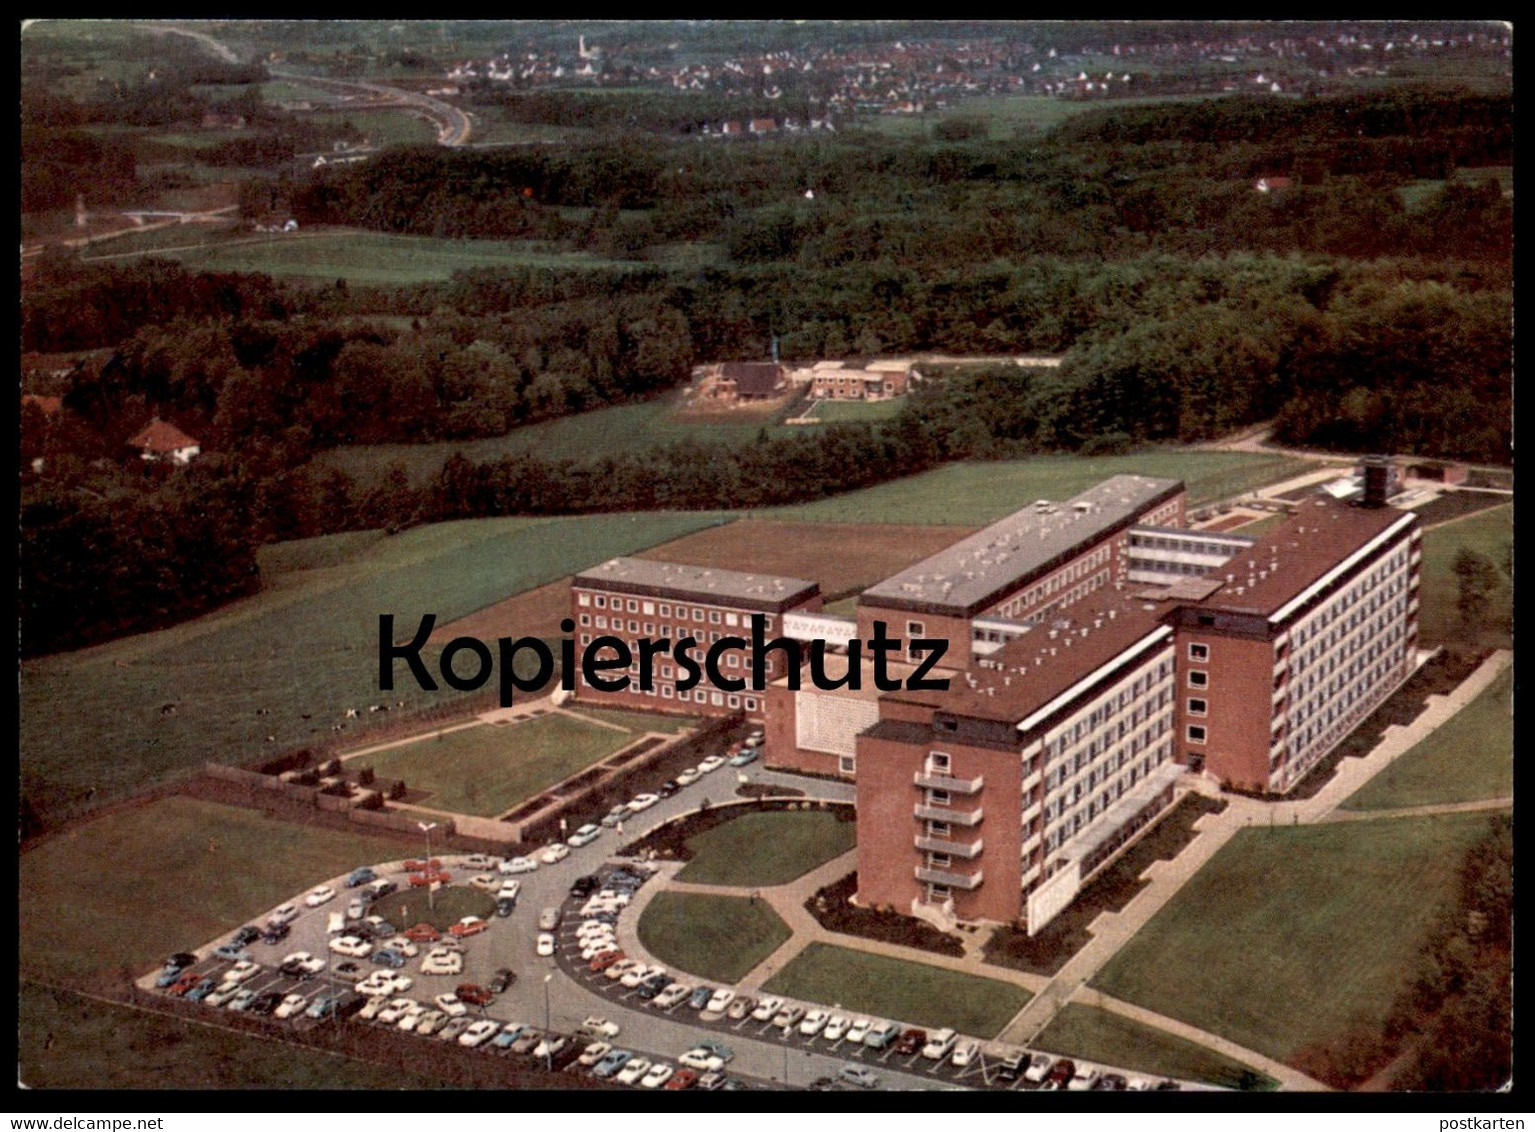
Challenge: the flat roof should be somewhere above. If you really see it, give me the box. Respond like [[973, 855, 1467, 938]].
[[861, 475, 1183, 617], [574, 557, 819, 613], [1190, 500, 1416, 620], [880, 589, 1173, 727]]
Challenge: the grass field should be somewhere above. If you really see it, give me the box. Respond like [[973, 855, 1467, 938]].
[[1417, 505, 1512, 647], [20, 510, 727, 826], [1339, 667, 1512, 810], [163, 230, 647, 285], [1034, 1004, 1275, 1090], [320, 392, 798, 486], [807, 398, 908, 422], [858, 93, 1223, 139], [368, 885, 496, 931], [636, 891, 792, 984], [356, 715, 637, 816], [1090, 812, 1497, 1066], [18, 796, 407, 984], [675, 810, 856, 887], [561, 706, 698, 735], [761, 944, 1031, 1038], [763, 452, 1316, 525], [333, 108, 438, 147], [18, 981, 444, 1090]]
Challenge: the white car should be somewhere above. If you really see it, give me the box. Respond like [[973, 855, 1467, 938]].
[[580, 1015, 621, 1038], [222, 960, 261, 985], [462, 854, 501, 871], [1024, 1054, 1054, 1083], [377, 998, 417, 1024], [751, 996, 783, 1022], [567, 824, 602, 848], [347, 898, 366, 920], [701, 988, 735, 1019], [799, 1009, 831, 1037], [327, 935, 371, 958], [639, 1062, 674, 1089], [417, 1010, 448, 1036], [922, 1028, 958, 1060], [540, 844, 571, 865], [358, 971, 412, 997], [497, 879, 521, 903], [678, 1047, 725, 1073], [697, 755, 726, 774], [499, 856, 538, 875], [381, 936, 419, 958], [304, 885, 336, 908], [274, 993, 308, 1020], [536, 933, 556, 957], [396, 1003, 429, 1032], [627, 793, 660, 812], [281, 952, 326, 978], [950, 1040, 981, 1068], [533, 1035, 568, 1060], [434, 993, 467, 1017], [621, 964, 663, 989], [616, 1057, 652, 1086], [675, 767, 702, 787], [358, 996, 392, 1021], [267, 903, 299, 927], [459, 1020, 500, 1048], [823, 1015, 851, 1042], [845, 1018, 873, 1044], [578, 1041, 612, 1067], [421, 948, 463, 976], [651, 983, 692, 1010], [1068, 1066, 1099, 1091], [468, 873, 500, 892], [580, 941, 618, 962], [604, 959, 640, 982]]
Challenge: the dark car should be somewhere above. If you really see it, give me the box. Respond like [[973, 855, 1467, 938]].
[[249, 991, 284, 1017], [687, 985, 714, 1010], [1047, 1059, 1076, 1088], [1154, 1080, 1182, 1092], [488, 968, 516, 995], [657, 780, 679, 798], [635, 975, 672, 1001], [1094, 1074, 1128, 1091], [495, 897, 515, 919], [165, 952, 198, 971], [333, 993, 368, 1020], [894, 1028, 927, 1057], [261, 922, 291, 945], [570, 875, 600, 898], [232, 926, 262, 948], [457, 984, 494, 1007]]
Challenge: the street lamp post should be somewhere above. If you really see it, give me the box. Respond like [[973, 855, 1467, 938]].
[[417, 821, 438, 911], [543, 973, 554, 1072]]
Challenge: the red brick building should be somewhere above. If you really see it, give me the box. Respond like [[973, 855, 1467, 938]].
[[570, 558, 821, 720]]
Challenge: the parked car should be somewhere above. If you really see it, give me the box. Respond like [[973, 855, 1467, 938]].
[[403, 922, 442, 943], [1023, 1053, 1054, 1083], [799, 1009, 832, 1037], [230, 926, 261, 948], [639, 1062, 674, 1089], [222, 960, 262, 985], [697, 755, 726, 774], [666, 1069, 699, 1091], [950, 1040, 981, 1068], [845, 1018, 873, 1045], [303, 992, 346, 1020], [533, 1035, 569, 1061], [922, 1028, 958, 1060], [328, 935, 371, 958], [434, 993, 467, 1017], [371, 948, 407, 969], [274, 993, 309, 1020], [579, 1015, 621, 1039], [863, 1022, 901, 1050], [773, 1005, 807, 1030], [701, 988, 735, 1019], [437, 1017, 473, 1043], [492, 1023, 528, 1051], [838, 1065, 880, 1089], [1094, 1073, 1129, 1091], [616, 1057, 652, 1086], [403, 858, 441, 873], [725, 996, 756, 1022], [280, 952, 325, 978], [678, 1048, 725, 1073], [540, 844, 571, 865], [589, 949, 625, 973], [822, 1015, 851, 1042], [260, 922, 291, 945], [727, 748, 759, 767], [468, 873, 500, 892], [577, 1041, 612, 1068], [186, 978, 218, 1003], [657, 780, 679, 798], [461, 854, 500, 871], [226, 988, 259, 1013], [304, 885, 336, 908], [448, 916, 488, 938], [687, 985, 715, 1011], [567, 823, 602, 848], [651, 983, 692, 1009], [365, 879, 397, 900], [895, 1028, 928, 1056], [569, 875, 600, 898], [488, 968, 516, 995], [499, 856, 538, 875], [591, 1049, 633, 1079], [167, 971, 202, 996], [599, 804, 630, 829], [212, 943, 249, 963], [421, 948, 463, 976], [1047, 1059, 1077, 1089], [332, 960, 366, 982], [628, 793, 660, 812], [459, 1020, 500, 1048], [267, 903, 300, 928], [416, 1010, 449, 1037], [751, 996, 783, 1022], [536, 933, 556, 957], [345, 867, 377, 888], [1068, 1065, 1099, 1091], [675, 768, 702, 787]]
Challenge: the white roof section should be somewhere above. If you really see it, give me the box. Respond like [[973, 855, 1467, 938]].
[[861, 475, 1183, 615]]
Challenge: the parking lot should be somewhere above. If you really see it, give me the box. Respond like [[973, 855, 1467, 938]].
[[140, 747, 1193, 1093]]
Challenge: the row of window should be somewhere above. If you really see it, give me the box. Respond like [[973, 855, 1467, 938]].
[[575, 633, 781, 676], [1129, 532, 1241, 558], [1043, 656, 1176, 761], [576, 590, 775, 630], [1044, 742, 1172, 852], [580, 675, 760, 712], [1288, 546, 1407, 649], [992, 547, 1113, 620]]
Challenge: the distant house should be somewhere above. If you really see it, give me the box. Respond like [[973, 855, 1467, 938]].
[[748, 117, 777, 134], [810, 360, 911, 401], [129, 418, 201, 466], [721, 120, 744, 136], [1254, 176, 1294, 193], [698, 362, 786, 403], [200, 110, 248, 130]]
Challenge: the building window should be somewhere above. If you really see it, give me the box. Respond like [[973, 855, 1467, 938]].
[[1189, 642, 1209, 661], [711, 611, 722, 624], [1187, 725, 1207, 744], [662, 687, 673, 699], [595, 616, 607, 629], [577, 593, 591, 607], [579, 614, 591, 626], [1188, 670, 1208, 688], [928, 752, 951, 773], [629, 620, 639, 633], [659, 604, 671, 617], [928, 884, 951, 901], [727, 695, 740, 708], [839, 756, 856, 775], [1187, 698, 1207, 716], [595, 596, 606, 609], [928, 789, 951, 806], [693, 610, 705, 622], [929, 821, 951, 838], [726, 613, 739, 627], [642, 602, 654, 615], [907, 620, 925, 638], [627, 600, 638, 613], [744, 697, 758, 711]]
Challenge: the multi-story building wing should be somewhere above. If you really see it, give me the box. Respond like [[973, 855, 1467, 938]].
[[855, 595, 1179, 930], [570, 558, 821, 719], [1169, 498, 1421, 794]]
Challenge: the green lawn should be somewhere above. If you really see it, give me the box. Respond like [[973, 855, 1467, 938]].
[[1034, 1004, 1275, 1090], [636, 891, 792, 984], [334, 108, 438, 148], [1418, 505, 1513, 647], [319, 392, 795, 486], [18, 796, 408, 984], [676, 810, 856, 887], [164, 231, 650, 285], [19, 981, 445, 1090], [762, 944, 1031, 1038], [21, 510, 727, 827], [359, 715, 636, 816], [369, 885, 495, 932], [1090, 813, 1498, 1066], [562, 706, 698, 735], [1340, 667, 1512, 810], [809, 398, 907, 422], [762, 452, 1316, 525]]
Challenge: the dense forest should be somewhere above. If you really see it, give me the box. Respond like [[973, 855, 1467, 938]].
[[20, 86, 1512, 655]]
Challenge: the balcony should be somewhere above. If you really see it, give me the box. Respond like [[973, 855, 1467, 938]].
[[914, 836, 984, 859], [915, 865, 984, 891], [913, 771, 984, 794], [913, 804, 983, 827], [1021, 769, 1042, 794], [1020, 799, 1042, 826]]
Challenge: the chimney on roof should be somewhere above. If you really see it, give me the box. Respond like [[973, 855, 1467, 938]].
[[1361, 456, 1392, 508]]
